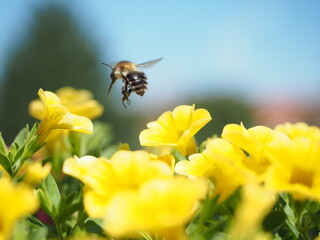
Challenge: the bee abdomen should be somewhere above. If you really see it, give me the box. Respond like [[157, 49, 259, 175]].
[[127, 71, 148, 96]]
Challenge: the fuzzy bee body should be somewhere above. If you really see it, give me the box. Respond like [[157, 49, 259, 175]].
[[102, 58, 162, 107]]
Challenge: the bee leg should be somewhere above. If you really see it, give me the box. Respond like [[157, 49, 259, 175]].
[[121, 82, 132, 107], [122, 89, 133, 107]]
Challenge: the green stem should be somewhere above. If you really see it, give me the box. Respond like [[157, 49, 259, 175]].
[[296, 210, 310, 240], [54, 219, 64, 240], [293, 200, 310, 240]]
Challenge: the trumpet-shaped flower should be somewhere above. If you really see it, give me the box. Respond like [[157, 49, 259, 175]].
[[139, 105, 212, 156], [0, 178, 38, 240], [266, 137, 320, 201], [30, 87, 104, 120], [63, 151, 207, 239], [222, 123, 289, 177], [229, 184, 275, 240], [175, 138, 256, 202], [32, 89, 93, 144], [275, 122, 320, 140], [63, 150, 173, 217], [105, 177, 207, 239]]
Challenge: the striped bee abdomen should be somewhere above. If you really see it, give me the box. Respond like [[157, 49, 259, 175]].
[[126, 71, 148, 96]]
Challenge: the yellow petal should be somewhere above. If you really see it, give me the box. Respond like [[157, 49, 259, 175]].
[[0, 178, 38, 240], [63, 156, 115, 195], [23, 162, 52, 185], [67, 113, 93, 134], [172, 105, 194, 132], [28, 99, 45, 120], [63, 156, 99, 181], [175, 153, 212, 177], [139, 128, 178, 146], [38, 88, 61, 106], [56, 87, 104, 120], [104, 177, 207, 237], [68, 100, 104, 119], [275, 122, 320, 140], [140, 105, 212, 156], [149, 153, 175, 173], [84, 188, 112, 218], [111, 151, 173, 188]]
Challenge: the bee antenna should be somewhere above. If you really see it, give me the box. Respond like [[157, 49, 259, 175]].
[[101, 62, 113, 69]]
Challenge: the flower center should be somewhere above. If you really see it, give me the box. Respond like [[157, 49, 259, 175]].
[[290, 168, 314, 188]]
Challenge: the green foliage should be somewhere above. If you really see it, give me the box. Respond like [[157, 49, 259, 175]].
[[0, 123, 41, 177]]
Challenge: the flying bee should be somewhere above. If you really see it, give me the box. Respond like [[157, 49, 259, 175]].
[[102, 58, 163, 107]]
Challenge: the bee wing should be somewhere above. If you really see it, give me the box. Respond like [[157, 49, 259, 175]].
[[136, 57, 163, 68]]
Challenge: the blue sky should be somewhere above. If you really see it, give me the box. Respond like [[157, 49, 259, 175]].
[[1, 0, 320, 107]]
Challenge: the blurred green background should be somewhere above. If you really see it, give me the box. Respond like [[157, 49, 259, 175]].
[[0, 2, 319, 149]]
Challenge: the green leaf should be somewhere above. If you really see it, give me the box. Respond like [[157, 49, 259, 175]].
[[9, 142, 19, 155], [27, 227, 48, 240], [83, 218, 104, 234], [59, 202, 81, 222], [13, 125, 29, 147], [39, 175, 61, 218], [11, 218, 28, 240], [263, 209, 286, 232], [58, 191, 82, 222], [43, 174, 61, 209], [28, 122, 39, 139], [0, 132, 8, 155], [0, 153, 13, 175], [284, 219, 300, 239], [13, 145, 25, 162], [66, 191, 79, 204], [284, 199, 296, 225], [38, 189, 53, 214], [28, 215, 47, 228]]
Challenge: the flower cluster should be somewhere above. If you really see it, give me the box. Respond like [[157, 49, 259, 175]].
[[1, 86, 320, 240], [63, 151, 207, 239]]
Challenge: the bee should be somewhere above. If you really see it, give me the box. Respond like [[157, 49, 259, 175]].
[[102, 58, 163, 107]]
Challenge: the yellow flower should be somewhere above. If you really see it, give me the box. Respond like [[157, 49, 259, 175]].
[[32, 89, 93, 144], [21, 162, 52, 186], [30, 86, 104, 120], [175, 138, 256, 202], [104, 177, 207, 239], [266, 137, 320, 201], [222, 123, 289, 177], [229, 184, 275, 240], [63, 151, 172, 217], [63, 151, 207, 239], [0, 178, 38, 240], [275, 122, 320, 140], [139, 105, 212, 156]]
